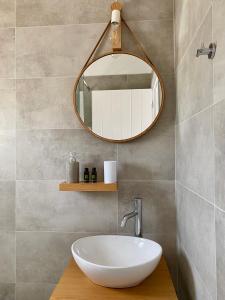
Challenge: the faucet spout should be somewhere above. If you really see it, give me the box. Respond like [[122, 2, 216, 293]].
[[120, 198, 142, 237], [120, 211, 137, 228], [196, 48, 209, 57]]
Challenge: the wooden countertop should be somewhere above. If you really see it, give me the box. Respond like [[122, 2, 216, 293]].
[[50, 257, 178, 300]]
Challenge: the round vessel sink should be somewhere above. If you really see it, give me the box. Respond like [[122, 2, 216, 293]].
[[71, 235, 162, 288]]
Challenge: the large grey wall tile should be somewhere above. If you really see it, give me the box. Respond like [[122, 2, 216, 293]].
[[0, 232, 15, 283], [125, 20, 174, 75], [176, 108, 214, 203], [17, 232, 93, 283], [176, 10, 213, 123], [151, 116, 175, 138], [16, 180, 117, 232], [214, 99, 225, 210], [0, 284, 15, 300], [175, 0, 190, 66], [0, 79, 15, 130], [144, 233, 177, 287], [175, 0, 217, 298], [0, 28, 15, 78], [123, 0, 173, 22], [16, 283, 55, 300], [16, 78, 81, 129], [16, 129, 116, 180], [177, 244, 213, 300], [216, 208, 225, 300], [16, 0, 81, 27], [16, 24, 105, 78], [118, 132, 174, 180], [0, 130, 15, 180], [0, 181, 15, 230], [213, 0, 225, 103], [0, 0, 15, 27], [16, 0, 173, 27], [118, 181, 175, 234], [175, 0, 211, 65], [176, 183, 216, 299], [16, 20, 174, 79], [16, 0, 110, 27], [161, 74, 176, 122]]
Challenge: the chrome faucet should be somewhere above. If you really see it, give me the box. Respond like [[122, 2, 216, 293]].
[[120, 198, 142, 237]]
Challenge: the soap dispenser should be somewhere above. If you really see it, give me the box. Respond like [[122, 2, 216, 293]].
[[66, 152, 79, 183]]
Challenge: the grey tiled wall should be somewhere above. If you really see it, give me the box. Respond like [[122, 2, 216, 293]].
[[175, 0, 225, 299], [0, 0, 175, 299]]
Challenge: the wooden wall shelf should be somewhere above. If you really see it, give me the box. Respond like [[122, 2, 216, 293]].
[[59, 182, 118, 192]]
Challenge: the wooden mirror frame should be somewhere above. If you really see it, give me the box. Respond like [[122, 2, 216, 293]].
[[73, 51, 165, 143]]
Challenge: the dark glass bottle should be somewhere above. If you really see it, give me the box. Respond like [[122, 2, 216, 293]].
[[91, 168, 97, 183], [84, 168, 89, 183]]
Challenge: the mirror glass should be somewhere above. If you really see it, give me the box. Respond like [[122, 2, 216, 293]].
[[74, 53, 163, 142]]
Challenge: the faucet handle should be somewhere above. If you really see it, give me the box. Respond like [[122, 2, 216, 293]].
[[133, 197, 142, 212], [133, 198, 142, 238], [133, 197, 142, 203]]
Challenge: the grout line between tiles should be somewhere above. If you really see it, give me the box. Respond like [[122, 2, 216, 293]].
[[0, 73, 175, 81], [125, 18, 174, 24], [15, 0, 17, 296], [119, 179, 175, 183], [116, 143, 119, 234], [180, 243, 214, 300], [173, 0, 176, 74], [15, 0, 17, 295], [176, 181, 214, 208], [15, 282, 56, 287], [211, 3, 218, 299], [173, 0, 179, 293], [0, 18, 174, 31], [15, 128, 85, 131], [175, 4, 212, 71], [176, 94, 225, 127], [215, 205, 225, 214], [14, 230, 176, 236], [12, 179, 175, 182], [0, 26, 15, 30], [176, 102, 213, 126], [15, 230, 177, 237]]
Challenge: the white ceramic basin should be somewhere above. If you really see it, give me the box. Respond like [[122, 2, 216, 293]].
[[71, 235, 162, 288]]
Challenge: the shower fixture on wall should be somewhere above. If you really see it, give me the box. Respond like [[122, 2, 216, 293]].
[[196, 42, 217, 59]]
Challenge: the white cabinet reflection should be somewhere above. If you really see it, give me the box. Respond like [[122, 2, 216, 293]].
[[92, 89, 153, 140]]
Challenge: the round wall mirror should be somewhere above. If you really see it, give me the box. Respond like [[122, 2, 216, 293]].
[[73, 53, 164, 142]]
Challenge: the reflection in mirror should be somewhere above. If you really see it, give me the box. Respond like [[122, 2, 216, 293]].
[[75, 54, 163, 141]]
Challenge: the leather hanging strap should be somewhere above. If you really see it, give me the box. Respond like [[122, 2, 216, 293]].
[[82, 20, 111, 69], [81, 17, 154, 69], [121, 17, 154, 66]]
